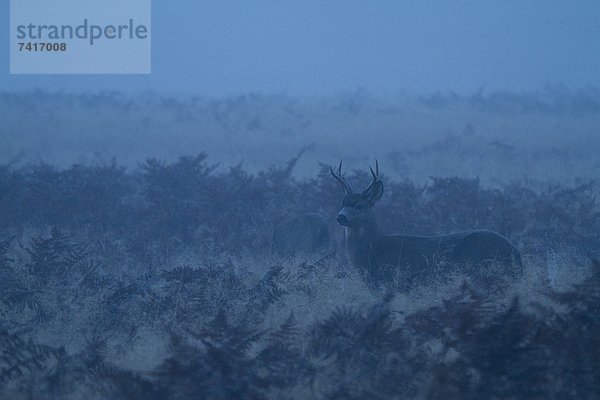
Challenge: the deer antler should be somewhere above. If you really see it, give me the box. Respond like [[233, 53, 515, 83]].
[[363, 159, 379, 193], [330, 160, 352, 194]]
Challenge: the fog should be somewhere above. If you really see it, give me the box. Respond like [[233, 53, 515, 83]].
[[2, 88, 600, 187], [2, 1, 600, 95], [1, 2, 599, 399]]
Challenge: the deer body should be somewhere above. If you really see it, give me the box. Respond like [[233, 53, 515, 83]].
[[331, 161, 522, 284], [273, 212, 329, 256], [345, 225, 521, 282]]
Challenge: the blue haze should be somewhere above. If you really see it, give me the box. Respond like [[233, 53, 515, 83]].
[[1, 1, 599, 95]]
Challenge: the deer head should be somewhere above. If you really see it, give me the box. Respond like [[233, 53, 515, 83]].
[[331, 160, 383, 229]]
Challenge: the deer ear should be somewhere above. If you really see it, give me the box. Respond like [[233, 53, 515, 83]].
[[364, 180, 383, 203]]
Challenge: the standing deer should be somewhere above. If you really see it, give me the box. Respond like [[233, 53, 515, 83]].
[[272, 212, 329, 256], [331, 161, 522, 285]]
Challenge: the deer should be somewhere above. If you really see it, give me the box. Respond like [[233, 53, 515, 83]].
[[272, 212, 329, 256], [331, 160, 522, 286]]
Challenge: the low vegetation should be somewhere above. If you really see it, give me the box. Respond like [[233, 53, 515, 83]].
[[0, 155, 598, 399]]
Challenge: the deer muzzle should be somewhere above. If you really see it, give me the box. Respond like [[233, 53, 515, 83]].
[[336, 213, 349, 226]]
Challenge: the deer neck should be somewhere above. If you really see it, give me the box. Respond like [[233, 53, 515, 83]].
[[344, 217, 381, 269], [345, 217, 379, 244]]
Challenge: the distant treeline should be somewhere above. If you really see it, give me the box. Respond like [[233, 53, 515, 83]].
[[3, 89, 600, 185], [3, 86, 600, 115]]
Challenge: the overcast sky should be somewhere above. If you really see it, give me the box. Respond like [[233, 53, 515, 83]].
[[1, 1, 599, 96]]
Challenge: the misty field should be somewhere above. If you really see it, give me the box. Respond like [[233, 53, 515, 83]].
[[0, 150, 599, 399], [3, 88, 600, 186]]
